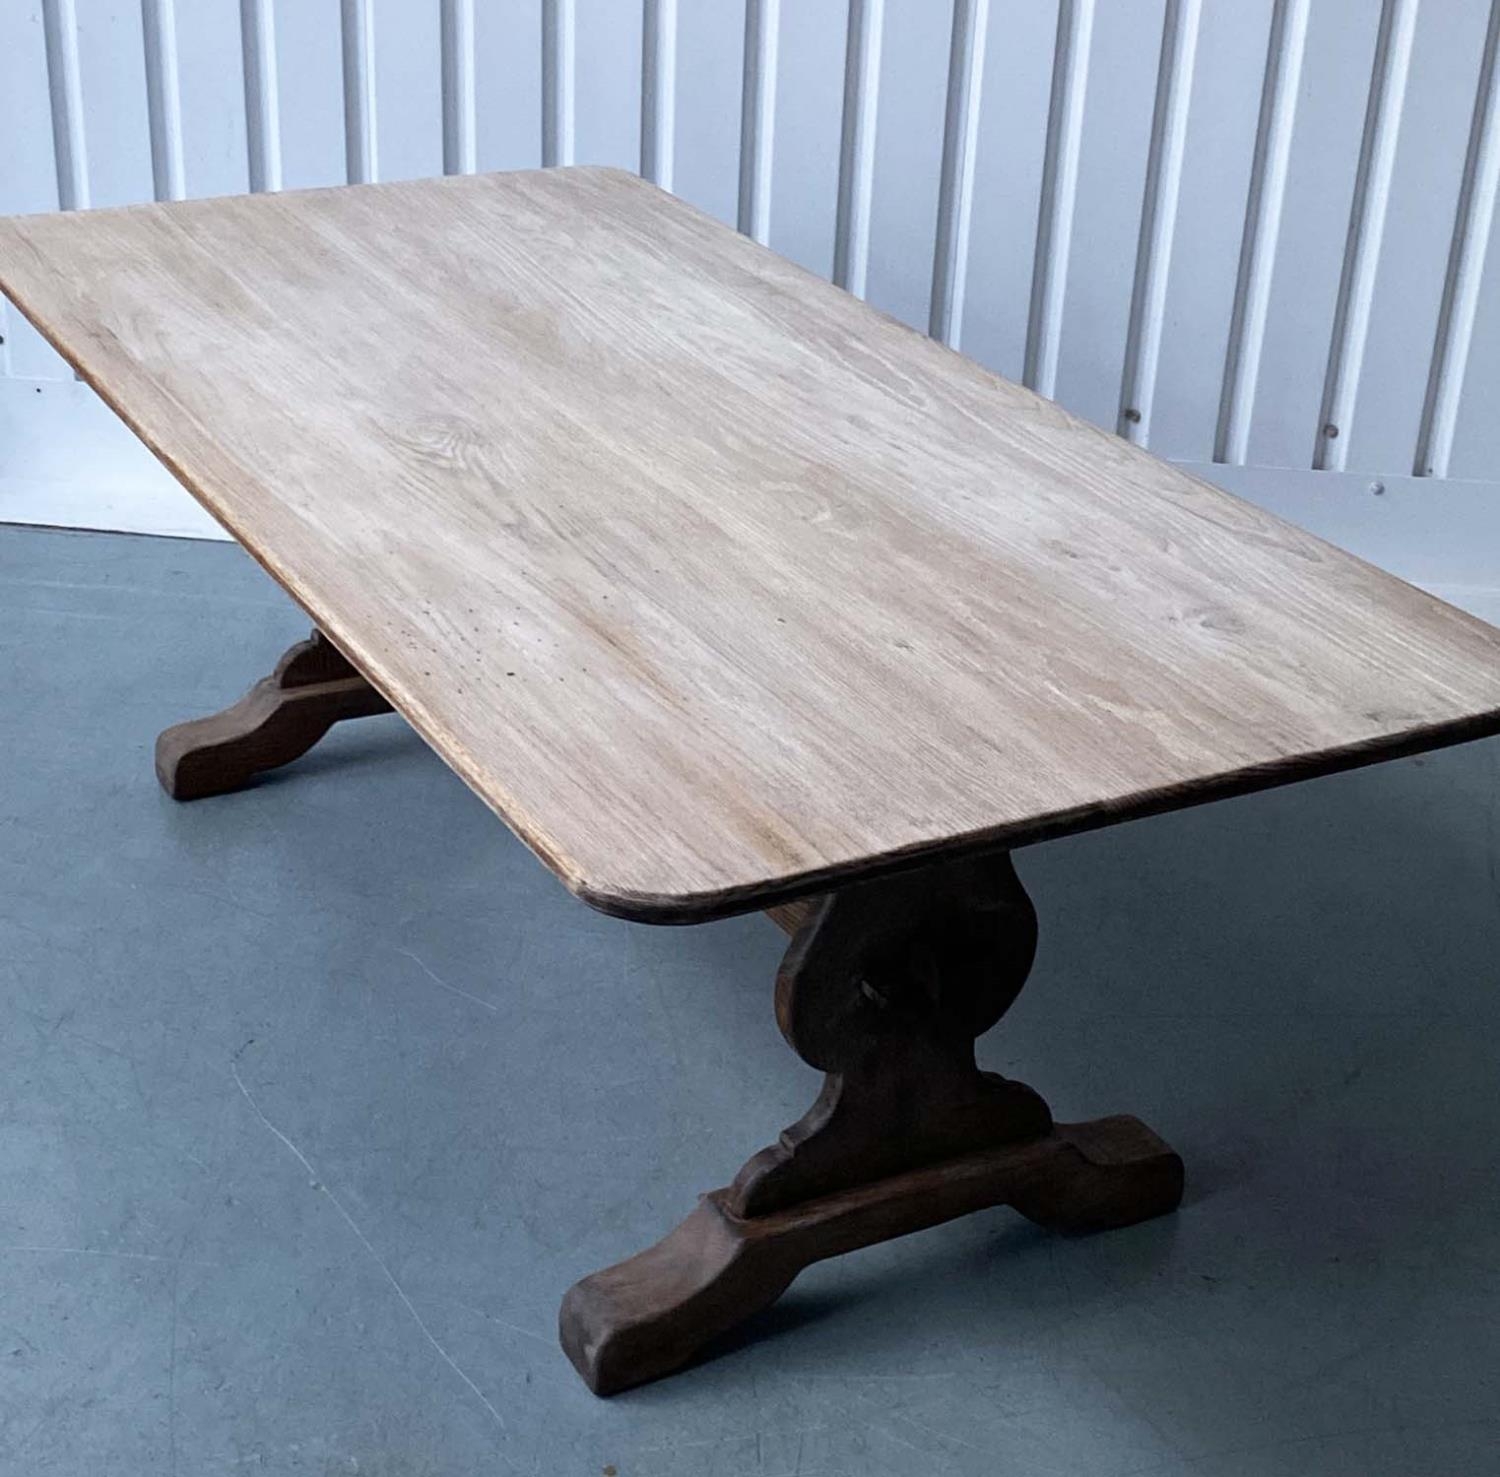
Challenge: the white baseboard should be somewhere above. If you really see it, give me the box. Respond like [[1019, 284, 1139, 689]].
[[1180, 462, 1500, 590], [1178, 462, 1500, 627], [1, 381, 1497, 624], [0, 377, 227, 541]]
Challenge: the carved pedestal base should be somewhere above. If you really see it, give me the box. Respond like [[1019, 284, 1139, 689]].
[[560, 854, 1185, 1395], [562, 1115, 1180, 1395], [156, 630, 390, 799], [161, 642, 1184, 1393]]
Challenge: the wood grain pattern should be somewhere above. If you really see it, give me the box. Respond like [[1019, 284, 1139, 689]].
[[3, 167, 1500, 919]]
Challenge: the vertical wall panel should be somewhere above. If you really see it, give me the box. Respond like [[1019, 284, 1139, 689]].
[[928, 0, 990, 346], [955, 0, 1057, 384], [1441, 6, 1500, 483], [1240, 0, 1382, 468], [738, 0, 780, 243], [1, 4, 68, 379], [273, 3, 345, 190], [240, 0, 280, 192], [1146, 0, 1275, 461], [1, 0, 1499, 501], [72, 1, 153, 208], [672, 0, 744, 227], [541, 0, 576, 167], [1312, 0, 1418, 471], [1214, 0, 1308, 465], [1447, 220, 1500, 481], [173, 0, 247, 199], [767, 1, 845, 279], [1336, 0, 1492, 474], [1023, 0, 1091, 397], [574, 0, 642, 171], [473, 0, 542, 173], [1117, 0, 1201, 444], [1047, 0, 1167, 432], [42, 0, 90, 211], [342, 0, 379, 183], [141, 0, 186, 201], [440, 0, 477, 174], [832, 0, 884, 298], [371, 0, 441, 183], [863, 0, 955, 332], [641, 0, 677, 187]]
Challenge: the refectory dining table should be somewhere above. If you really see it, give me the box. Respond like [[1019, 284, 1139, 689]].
[[3, 166, 1499, 1395]]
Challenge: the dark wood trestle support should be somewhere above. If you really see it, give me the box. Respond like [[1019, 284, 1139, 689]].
[[155, 629, 390, 800], [157, 631, 1184, 1396], [560, 851, 1184, 1394]]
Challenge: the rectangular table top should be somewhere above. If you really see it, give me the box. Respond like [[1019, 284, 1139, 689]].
[[4, 167, 1500, 922]]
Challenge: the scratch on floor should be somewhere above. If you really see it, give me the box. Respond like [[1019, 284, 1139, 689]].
[[230, 1061, 508, 1433], [172, 881, 280, 925], [167, 1256, 181, 1477], [5, 574, 284, 610], [430, 1296, 554, 1348], [397, 948, 500, 1015], [0, 1245, 182, 1263]]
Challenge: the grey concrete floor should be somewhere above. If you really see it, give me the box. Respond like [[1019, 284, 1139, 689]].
[[2, 523, 1499, 1476]]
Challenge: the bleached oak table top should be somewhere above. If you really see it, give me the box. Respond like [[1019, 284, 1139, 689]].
[[4, 166, 1500, 921]]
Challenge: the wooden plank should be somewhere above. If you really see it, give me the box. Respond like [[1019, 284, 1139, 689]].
[[766, 898, 819, 936], [3, 167, 1500, 922]]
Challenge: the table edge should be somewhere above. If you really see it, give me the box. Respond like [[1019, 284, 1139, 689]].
[[578, 705, 1500, 923]]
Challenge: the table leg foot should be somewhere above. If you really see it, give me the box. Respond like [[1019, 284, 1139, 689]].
[[559, 853, 1184, 1394], [156, 630, 391, 800], [561, 1114, 1181, 1395]]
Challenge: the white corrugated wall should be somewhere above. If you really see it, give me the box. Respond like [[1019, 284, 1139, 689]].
[[1, 0, 1497, 618]]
